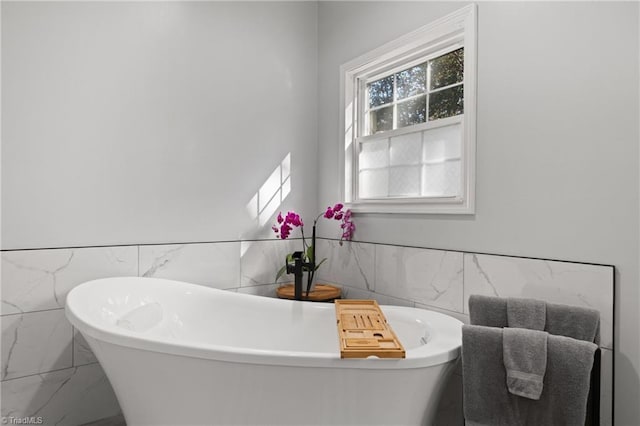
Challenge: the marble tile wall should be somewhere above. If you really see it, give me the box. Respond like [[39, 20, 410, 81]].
[[2, 364, 120, 426], [463, 253, 613, 349], [315, 239, 614, 426], [0, 240, 295, 425], [1, 239, 614, 425], [240, 239, 300, 286], [1, 246, 136, 425], [2, 247, 138, 315], [139, 243, 240, 289]]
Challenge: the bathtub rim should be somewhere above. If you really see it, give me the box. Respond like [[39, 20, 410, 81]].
[[66, 277, 463, 370]]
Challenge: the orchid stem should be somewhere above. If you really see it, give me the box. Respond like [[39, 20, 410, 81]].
[[305, 224, 316, 298]]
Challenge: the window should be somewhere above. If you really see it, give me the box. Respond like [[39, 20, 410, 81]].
[[365, 48, 463, 136], [340, 5, 476, 214]]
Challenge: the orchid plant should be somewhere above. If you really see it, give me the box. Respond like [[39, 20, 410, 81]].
[[273, 203, 355, 295]]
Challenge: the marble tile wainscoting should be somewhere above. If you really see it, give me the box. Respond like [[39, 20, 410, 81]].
[[0, 240, 302, 426], [315, 238, 615, 426], [1, 239, 614, 425], [1, 247, 135, 426]]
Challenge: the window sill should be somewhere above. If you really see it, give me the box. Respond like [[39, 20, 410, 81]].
[[347, 198, 475, 215]]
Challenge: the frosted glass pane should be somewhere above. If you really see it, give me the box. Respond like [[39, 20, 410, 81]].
[[359, 139, 389, 170], [389, 166, 421, 197], [421, 160, 460, 197], [390, 132, 421, 166], [423, 124, 462, 162], [359, 169, 388, 199]]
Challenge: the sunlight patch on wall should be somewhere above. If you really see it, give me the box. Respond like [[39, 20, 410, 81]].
[[242, 153, 291, 258], [246, 153, 291, 228]]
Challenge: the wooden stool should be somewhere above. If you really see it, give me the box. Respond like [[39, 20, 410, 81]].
[[276, 284, 341, 302]]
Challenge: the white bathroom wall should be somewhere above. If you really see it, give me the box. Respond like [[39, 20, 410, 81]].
[[1, 2, 318, 424], [1, 1, 318, 249], [317, 2, 639, 424]]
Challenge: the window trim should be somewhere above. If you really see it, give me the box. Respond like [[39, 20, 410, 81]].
[[339, 4, 477, 214]]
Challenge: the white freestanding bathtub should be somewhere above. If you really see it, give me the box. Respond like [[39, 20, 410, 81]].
[[66, 277, 463, 426]]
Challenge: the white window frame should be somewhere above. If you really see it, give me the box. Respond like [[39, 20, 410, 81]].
[[339, 4, 477, 214]]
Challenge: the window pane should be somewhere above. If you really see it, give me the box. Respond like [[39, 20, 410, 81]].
[[428, 85, 463, 121], [390, 166, 421, 197], [398, 95, 426, 128], [390, 132, 421, 166], [359, 139, 389, 170], [423, 124, 462, 162], [359, 169, 389, 199], [369, 106, 394, 134], [396, 63, 426, 100], [429, 48, 464, 90], [422, 160, 460, 197], [368, 75, 394, 108]]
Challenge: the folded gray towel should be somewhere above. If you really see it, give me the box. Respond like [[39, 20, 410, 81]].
[[469, 295, 507, 328], [546, 302, 600, 343], [462, 325, 598, 426], [469, 295, 600, 343], [507, 297, 546, 330], [503, 328, 547, 400]]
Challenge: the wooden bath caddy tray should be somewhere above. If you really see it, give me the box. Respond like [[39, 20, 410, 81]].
[[335, 300, 405, 359]]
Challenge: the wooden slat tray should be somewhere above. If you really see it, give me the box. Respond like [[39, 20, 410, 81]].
[[335, 300, 405, 359]]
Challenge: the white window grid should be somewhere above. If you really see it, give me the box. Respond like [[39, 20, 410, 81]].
[[362, 46, 464, 139], [356, 117, 463, 200], [355, 43, 465, 201], [339, 4, 476, 214]]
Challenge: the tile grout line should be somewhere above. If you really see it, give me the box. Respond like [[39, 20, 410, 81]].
[[1, 361, 101, 383], [237, 241, 242, 290], [71, 325, 75, 368], [462, 253, 466, 315], [319, 238, 615, 269], [372, 242, 377, 294], [2, 237, 614, 268], [1, 306, 66, 318], [0, 238, 305, 253]]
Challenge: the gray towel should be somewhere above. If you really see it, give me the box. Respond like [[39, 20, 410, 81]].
[[469, 295, 600, 343], [462, 325, 598, 426], [507, 297, 546, 330], [503, 328, 547, 400], [546, 302, 600, 343], [469, 295, 507, 328]]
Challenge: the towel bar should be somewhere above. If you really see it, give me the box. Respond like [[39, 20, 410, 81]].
[[586, 348, 601, 426]]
